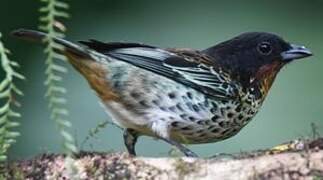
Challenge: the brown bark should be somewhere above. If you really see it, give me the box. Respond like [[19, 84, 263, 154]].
[[1, 138, 323, 180]]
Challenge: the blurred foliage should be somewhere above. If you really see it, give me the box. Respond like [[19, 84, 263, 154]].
[[0, 33, 24, 161], [39, 0, 77, 155]]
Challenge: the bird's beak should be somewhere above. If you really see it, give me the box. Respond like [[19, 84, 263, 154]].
[[281, 44, 312, 61]]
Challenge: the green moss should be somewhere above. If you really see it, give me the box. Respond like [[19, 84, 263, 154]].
[[313, 176, 323, 180], [174, 158, 200, 179], [11, 167, 25, 180]]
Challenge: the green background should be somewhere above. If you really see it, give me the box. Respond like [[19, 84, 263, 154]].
[[0, 0, 322, 159]]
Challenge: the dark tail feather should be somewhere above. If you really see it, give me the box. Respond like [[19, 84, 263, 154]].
[[11, 29, 91, 59]]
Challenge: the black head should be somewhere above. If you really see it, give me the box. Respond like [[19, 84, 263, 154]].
[[203, 32, 312, 87]]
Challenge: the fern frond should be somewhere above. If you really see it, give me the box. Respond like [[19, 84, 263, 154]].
[[39, 0, 77, 156], [0, 32, 24, 161]]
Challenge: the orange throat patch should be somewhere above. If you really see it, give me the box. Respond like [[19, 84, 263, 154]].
[[65, 52, 120, 102], [255, 61, 283, 97]]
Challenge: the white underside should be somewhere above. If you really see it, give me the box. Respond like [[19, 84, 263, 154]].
[[102, 101, 174, 138]]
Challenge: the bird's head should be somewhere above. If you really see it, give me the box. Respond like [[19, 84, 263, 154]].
[[203, 32, 312, 94]]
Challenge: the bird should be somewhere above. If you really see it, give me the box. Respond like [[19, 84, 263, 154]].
[[12, 29, 312, 157]]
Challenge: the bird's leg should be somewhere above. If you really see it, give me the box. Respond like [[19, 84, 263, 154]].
[[123, 128, 139, 156], [160, 137, 198, 157]]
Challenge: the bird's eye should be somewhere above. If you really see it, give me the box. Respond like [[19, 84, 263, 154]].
[[257, 42, 272, 55]]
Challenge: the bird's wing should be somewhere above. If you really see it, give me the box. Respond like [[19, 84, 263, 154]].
[[79, 40, 240, 100]]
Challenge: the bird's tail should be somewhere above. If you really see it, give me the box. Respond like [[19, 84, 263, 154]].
[[11, 29, 91, 60], [12, 29, 121, 101]]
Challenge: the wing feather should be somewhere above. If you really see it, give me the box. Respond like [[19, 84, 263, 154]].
[[81, 41, 239, 100]]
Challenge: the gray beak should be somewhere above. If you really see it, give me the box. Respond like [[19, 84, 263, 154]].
[[281, 44, 312, 61]]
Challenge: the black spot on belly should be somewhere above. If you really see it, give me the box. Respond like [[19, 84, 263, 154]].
[[168, 92, 176, 99], [176, 103, 184, 111], [169, 116, 175, 120], [227, 113, 234, 118], [211, 115, 220, 122], [204, 101, 209, 108], [196, 129, 204, 133], [139, 100, 149, 107], [198, 133, 207, 137], [168, 106, 176, 112], [197, 103, 206, 111], [159, 106, 167, 111], [222, 129, 233, 136], [249, 110, 256, 115], [188, 116, 195, 122], [197, 120, 204, 125], [192, 105, 199, 112], [130, 91, 140, 99], [152, 100, 159, 106], [210, 102, 218, 113], [211, 128, 220, 133], [112, 72, 123, 88], [183, 131, 194, 136], [180, 114, 188, 120], [219, 121, 228, 128], [171, 121, 180, 127], [235, 106, 242, 112], [113, 81, 121, 89], [245, 99, 252, 105], [205, 120, 211, 125], [181, 126, 192, 131], [231, 128, 239, 134], [187, 92, 193, 99], [245, 117, 252, 122], [221, 100, 229, 103]]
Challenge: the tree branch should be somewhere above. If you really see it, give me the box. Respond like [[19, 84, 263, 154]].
[[2, 138, 323, 179]]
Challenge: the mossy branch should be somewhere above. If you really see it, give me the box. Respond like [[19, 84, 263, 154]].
[[0, 33, 24, 161], [38, 0, 77, 156], [2, 139, 323, 180]]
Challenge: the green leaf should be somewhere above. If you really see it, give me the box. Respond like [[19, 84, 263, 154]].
[[54, 11, 70, 18], [5, 132, 20, 138], [61, 131, 74, 142], [13, 71, 26, 80], [10, 61, 20, 67], [57, 118, 71, 127], [8, 110, 21, 118], [0, 155, 7, 161], [0, 103, 10, 115], [0, 116, 7, 125], [65, 143, 78, 153], [54, 1, 69, 9], [12, 84, 24, 96], [7, 122, 20, 128], [39, 7, 49, 12], [0, 79, 9, 91], [0, 88, 10, 98]]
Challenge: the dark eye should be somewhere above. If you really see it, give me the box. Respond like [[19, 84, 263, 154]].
[[257, 42, 272, 55]]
